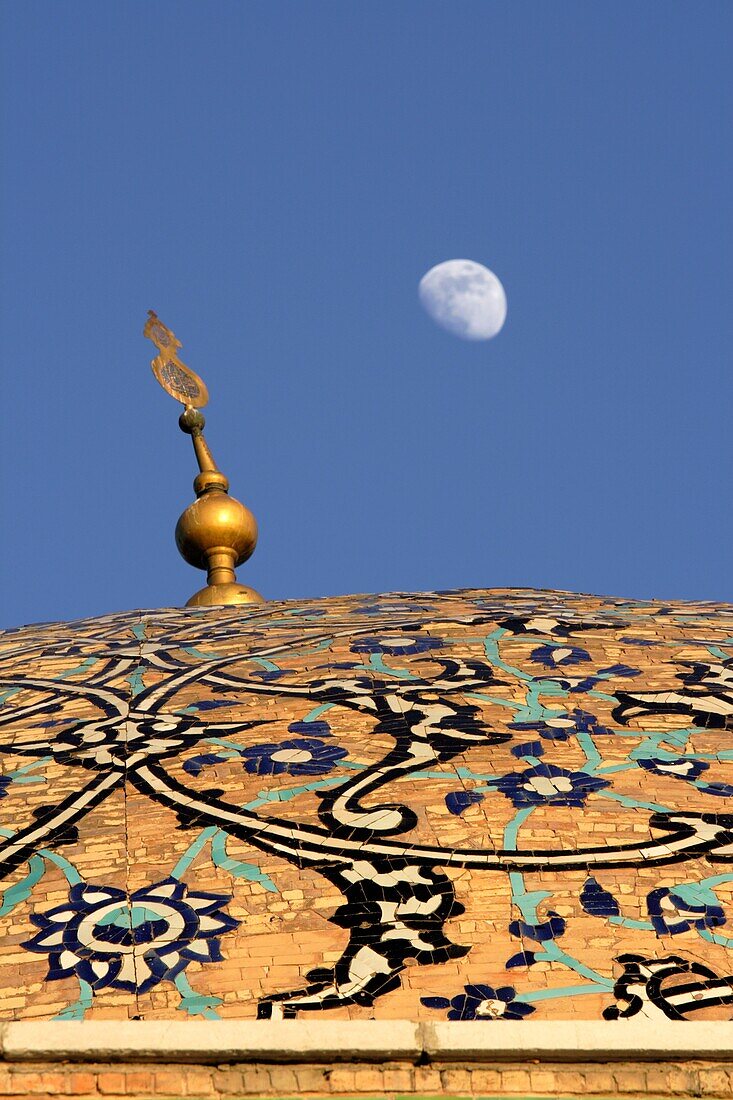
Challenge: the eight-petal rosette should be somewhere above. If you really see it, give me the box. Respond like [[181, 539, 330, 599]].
[[23, 878, 239, 993]]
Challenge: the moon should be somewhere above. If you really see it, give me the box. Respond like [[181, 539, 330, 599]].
[[418, 259, 507, 340]]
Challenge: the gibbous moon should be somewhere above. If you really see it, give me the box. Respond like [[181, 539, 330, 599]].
[[418, 259, 507, 340]]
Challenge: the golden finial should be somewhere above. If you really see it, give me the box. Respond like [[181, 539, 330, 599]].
[[144, 311, 263, 607]]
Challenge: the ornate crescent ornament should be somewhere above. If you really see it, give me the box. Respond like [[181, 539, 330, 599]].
[[144, 310, 209, 408]]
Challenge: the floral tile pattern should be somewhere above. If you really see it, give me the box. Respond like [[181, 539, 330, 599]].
[[0, 587, 733, 1022]]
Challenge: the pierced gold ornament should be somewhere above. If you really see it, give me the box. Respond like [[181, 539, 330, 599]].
[[144, 310, 209, 409]]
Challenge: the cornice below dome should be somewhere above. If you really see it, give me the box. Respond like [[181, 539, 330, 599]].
[[1, 587, 732, 1023]]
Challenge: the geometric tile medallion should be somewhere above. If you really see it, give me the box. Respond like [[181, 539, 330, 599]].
[[1, 587, 732, 1023]]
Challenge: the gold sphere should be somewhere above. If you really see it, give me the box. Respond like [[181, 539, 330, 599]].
[[175, 490, 258, 570]]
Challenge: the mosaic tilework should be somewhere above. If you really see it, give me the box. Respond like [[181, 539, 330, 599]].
[[1, 587, 733, 1023]]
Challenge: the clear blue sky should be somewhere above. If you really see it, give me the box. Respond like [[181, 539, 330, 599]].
[[2, 2, 732, 627]]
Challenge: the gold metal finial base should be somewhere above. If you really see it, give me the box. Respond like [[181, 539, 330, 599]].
[[185, 582, 265, 607]]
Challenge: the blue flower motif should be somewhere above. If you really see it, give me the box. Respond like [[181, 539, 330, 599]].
[[509, 709, 612, 742], [350, 635, 444, 656], [580, 877, 621, 918], [647, 886, 726, 936], [509, 911, 566, 942], [637, 757, 709, 783], [493, 764, 609, 808], [23, 878, 238, 994], [240, 737, 347, 776], [287, 720, 332, 738], [530, 645, 590, 669], [509, 716, 577, 741], [445, 790, 485, 816], [421, 984, 535, 1020]]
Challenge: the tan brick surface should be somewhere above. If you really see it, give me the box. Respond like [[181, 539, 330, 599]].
[[0, 588, 732, 1036]]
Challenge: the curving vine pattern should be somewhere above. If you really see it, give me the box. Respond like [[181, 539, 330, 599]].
[[1, 588, 733, 1021]]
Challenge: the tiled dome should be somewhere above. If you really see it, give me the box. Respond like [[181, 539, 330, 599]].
[[1, 588, 732, 1023]]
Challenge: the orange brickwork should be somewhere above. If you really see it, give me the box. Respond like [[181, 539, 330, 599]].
[[1, 1058, 733, 1099], [0, 587, 732, 1028]]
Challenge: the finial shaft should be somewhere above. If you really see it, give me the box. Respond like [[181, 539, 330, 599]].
[[179, 408, 229, 493]]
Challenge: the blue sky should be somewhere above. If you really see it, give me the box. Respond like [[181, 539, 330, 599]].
[[2, 2, 732, 626]]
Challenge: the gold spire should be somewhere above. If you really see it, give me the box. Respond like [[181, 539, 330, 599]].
[[144, 311, 264, 607]]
